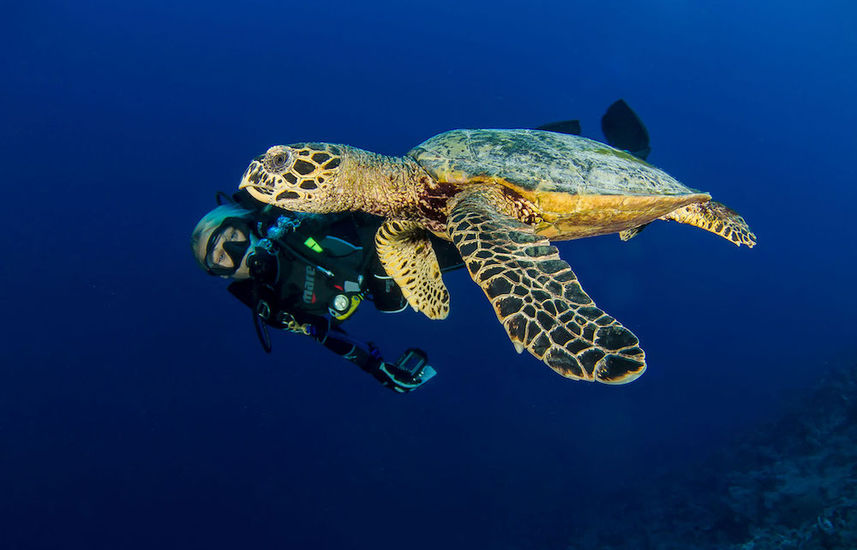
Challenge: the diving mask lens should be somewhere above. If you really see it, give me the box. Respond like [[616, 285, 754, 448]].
[[205, 219, 252, 276], [223, 238, 250, 265]]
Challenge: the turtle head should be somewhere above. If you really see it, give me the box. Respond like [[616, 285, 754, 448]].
[[239, 143, 347, 213]]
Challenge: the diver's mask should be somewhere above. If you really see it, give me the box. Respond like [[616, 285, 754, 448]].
[[204, 217, 254, 277]]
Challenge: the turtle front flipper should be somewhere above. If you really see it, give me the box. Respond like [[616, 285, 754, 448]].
[[375, 220, 450, 320], [447, 187, 646, 384]]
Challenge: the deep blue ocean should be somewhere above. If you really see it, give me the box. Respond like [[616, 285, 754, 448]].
[[3, 1, 856, 549]]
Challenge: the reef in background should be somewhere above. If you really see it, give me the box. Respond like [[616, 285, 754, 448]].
[[569, 359, 857, 550]]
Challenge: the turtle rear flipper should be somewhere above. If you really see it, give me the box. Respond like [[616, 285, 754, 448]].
[[664, 201, 756, 247], [619, 223, 650, 241], [447, 187, 646, 384], [535, 119, 582, 136], [601, 99, 651, 160], [375, 220, 450, 320]]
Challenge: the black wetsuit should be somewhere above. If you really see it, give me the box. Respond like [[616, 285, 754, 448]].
[[223, 194, 461, 391]]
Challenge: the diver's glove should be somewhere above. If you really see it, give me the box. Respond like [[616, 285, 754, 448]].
[[378, 348, 437, 393]]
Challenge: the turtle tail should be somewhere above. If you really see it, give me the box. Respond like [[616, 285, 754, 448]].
[[664, 201, 756, 248]]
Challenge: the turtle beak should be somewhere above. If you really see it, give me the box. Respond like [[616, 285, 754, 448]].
[[237, 160, 275, 202], [238, 160, 262, 190]]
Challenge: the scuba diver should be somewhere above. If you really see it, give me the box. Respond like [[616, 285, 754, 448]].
[[191, 196, 463, 393], [191, 99, 651, 393]]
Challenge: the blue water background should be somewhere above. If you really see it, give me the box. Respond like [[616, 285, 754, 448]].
[[2, 1, 856, 548]]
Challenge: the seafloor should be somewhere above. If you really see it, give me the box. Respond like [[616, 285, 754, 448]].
[[569, 359, 857, 550]]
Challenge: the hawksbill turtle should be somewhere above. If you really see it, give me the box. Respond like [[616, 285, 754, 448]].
[[238, 129, 755, 384]]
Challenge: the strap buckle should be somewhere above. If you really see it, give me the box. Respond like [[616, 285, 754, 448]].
[[255, 300, 271, 320]]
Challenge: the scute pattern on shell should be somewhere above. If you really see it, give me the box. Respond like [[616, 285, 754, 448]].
[[408, 129, 696, 197]]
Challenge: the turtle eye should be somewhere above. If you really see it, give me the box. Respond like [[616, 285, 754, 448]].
[[264, 147, 291, 173]]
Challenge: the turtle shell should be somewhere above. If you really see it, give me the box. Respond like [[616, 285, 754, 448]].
[[408, 129, 698, 197]]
